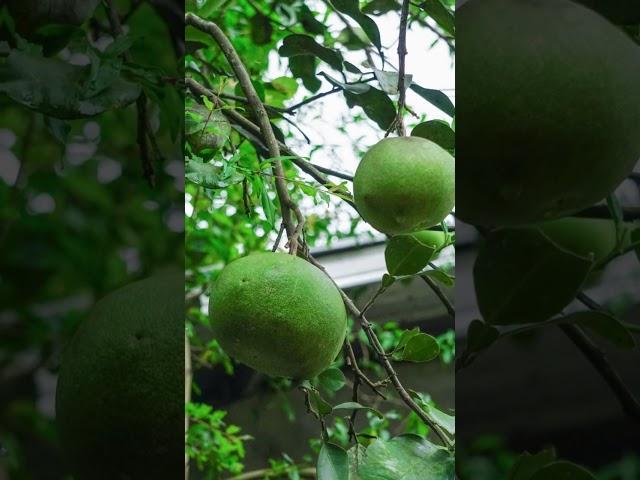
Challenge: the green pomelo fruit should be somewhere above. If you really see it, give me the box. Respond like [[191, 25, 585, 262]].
[[56, 269, 183, 479], [533, 218, 617, 263], [576, 0, 640, 24], [186, 104, 231, 154], [353, 137, 455, 234], [457, 0, 640, 226], [209, 252, 347, 379]]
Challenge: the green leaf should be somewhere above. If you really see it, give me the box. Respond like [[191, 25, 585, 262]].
[[421, 269, 455, 287], [393, 333, 440, 362], [465, 319, 499, 354], [411, 120, 455, 151], [330, 0, 382, 50], [385, 234, 437, 276], [344, 86, 396, 130], [250, 13, 273, 45], [422, 404, 455, 436], [374, 69, 413, 95], [394, 327, 421, 352], [279, 34, 343, 71], [289, 55, 322, 92], [317, 367, 346, 392], [308, 389, 333, 417], [508, 449, 557, 480], [186, 160, 244, 189], [474, 229, 593, 325], [333, 402, 384, 418], [356, 435, 454, 480], [344, 61, 363, 74], [317, 442, 349, 480], [529, 461, 596, 480], [419, 0, 455, 37], [0, 50, 140, 119], [410, 84, 454, 117], [561, 311, 636, 349]]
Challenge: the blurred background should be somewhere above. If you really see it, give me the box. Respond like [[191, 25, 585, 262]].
[[0, 0, 183, 477]]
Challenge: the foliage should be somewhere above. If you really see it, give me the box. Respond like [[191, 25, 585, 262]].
[[185, 0, 456, 478]]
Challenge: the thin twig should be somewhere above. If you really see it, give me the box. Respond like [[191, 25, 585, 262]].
[[185, 78, 356, 209], [344, 341, 387, 399], [421, 275, 454, 319], [104, 0, 156, 186], [308, 256, 454, 449], [185, 13, 305, 254], [559, 323, 640, 422]]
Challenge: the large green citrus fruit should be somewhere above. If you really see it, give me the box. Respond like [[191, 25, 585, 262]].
[[576, 0, 640, 24], [209, 252, 347, 379], [353, 137, 455, 234], [56, 270, 183, 479], [186, 104, 230, 154], [457, 0, 640, 226]]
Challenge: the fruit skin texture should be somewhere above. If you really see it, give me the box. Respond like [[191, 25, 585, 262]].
[[457, 0, 640, 226], [576, 0, 640, 24], [353, 137, 455, 235], [56, 270, 183, 479], [209, 252, 347, 379], [186, 104, 231, 154]]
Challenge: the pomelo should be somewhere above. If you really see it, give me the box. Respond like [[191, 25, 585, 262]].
[[209, 252, 347, 379], [353, 137, 455, 234], [457, 0, 640, 226], [56, 269, 183, 479], [186, 104, 230, 154]]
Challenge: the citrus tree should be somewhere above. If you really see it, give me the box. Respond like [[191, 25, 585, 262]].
[[456, 0, 640, 478], [184, 0, 456, 478]]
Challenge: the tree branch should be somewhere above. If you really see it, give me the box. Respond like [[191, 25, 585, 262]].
[[559, 323, 640, 422], [307, 255, 454, 449], [421, 274, 454, 319], [226, 467, 316, 480], [394, 0, 411, 136], [185, 13, 304, 253]]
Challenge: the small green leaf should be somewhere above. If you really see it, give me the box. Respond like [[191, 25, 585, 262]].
[[317, 442, 349, 480], [333, 402, 384, 418], [250, 13, 273, 45], [344, 86, 396, 130], [421, 269, 455, 287], [465, 319, 499, 354], [410, 84, 455, 117], [330, 0, 382, 50], [508, 449, 557, 480], [374, 69, 413, 95], [393, 333, 440, 362], [385, 234, 437, 276], [279, 34, 343, 71], [474, 229, 592, 325], [411, 120, 455, 151], [561, 311, 636, 349], [529, 461, 596, 480], [356, 435, 454, 480], [289, 55, 321, 92], [394, 327, 421, 352], [419, 0, 455, 37], [317, 367, 346, 392]]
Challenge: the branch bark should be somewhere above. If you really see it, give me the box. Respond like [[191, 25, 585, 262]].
[[394, 0, 411, 136], [185, 13, 304, 254]]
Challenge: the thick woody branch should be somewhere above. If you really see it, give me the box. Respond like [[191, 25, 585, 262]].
[[185, 13, 304, 253]]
